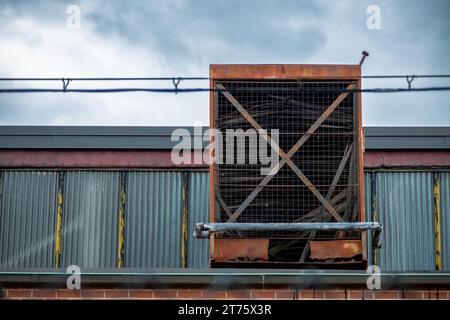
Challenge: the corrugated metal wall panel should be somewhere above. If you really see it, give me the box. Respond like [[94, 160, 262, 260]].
[[187, 172, 209, 268], [364, 172, 373, 266], [125, 171, 183, 268], [1, 169, 446, 271], [0, 171, 57, 268], [375, 172, 435, 271], [440, 172, 450, 271], [61, 171, 119, 269]]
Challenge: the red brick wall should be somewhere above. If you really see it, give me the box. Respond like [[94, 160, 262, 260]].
[[2, 287, 450, 300]]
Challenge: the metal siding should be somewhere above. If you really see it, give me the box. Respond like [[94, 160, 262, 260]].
[[375, 172, 435, 271], [124, 171, 182, 268], [2, 126, 449, 150], [0, 171, 57, 268], [187, 172, 210, 268], [61, 171, 119, 269], [440, 172, 450, 271], [364, 172, 373, 266]]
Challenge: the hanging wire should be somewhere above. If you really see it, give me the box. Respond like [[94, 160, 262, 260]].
[[0, 74, 449, 81], [1, 86, 450, 94], [0, 74, 449, 94]]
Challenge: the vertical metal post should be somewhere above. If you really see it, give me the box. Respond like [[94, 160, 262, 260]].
[[181, 172, 190, 268], [370, 172, 378, 266], [117, 171, 127, 268], [55, 171, 65, 269], [433, 173, 442, 271]]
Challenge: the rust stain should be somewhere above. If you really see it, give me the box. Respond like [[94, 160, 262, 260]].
[[211, 239, 269, 261], [310, 240, 363, 260], [210, 64, 360, 80]]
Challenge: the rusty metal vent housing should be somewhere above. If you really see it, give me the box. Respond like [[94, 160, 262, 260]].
[[209, 65, 365, 267]]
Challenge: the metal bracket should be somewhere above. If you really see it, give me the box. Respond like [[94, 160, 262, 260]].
[[406, 75, 416, 91], [172, 77, 181, 94], [359, 51, 369, 66], [62, 78, 71, 91]]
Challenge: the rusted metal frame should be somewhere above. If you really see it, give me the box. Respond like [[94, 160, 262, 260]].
[[195, 222, 382, 238], [217, 83, 354, 223], [327, 143, 353, 199], [356, 78, 367, 262], [335, 146, 357, 241], [345, 150, 356, 219], [215, 193, 243, 237], [212, 239, 269, 261], [210, 64, 362, 80], [299, 143, 353, 262], [310, 240, 363, 260], [209, 72, 216, 259]]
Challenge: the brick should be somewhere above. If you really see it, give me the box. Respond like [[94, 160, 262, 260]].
[[403, 290, 427, 300], [312, 290, 326, 299], [104, 290, 129, 299], [275, 290, 294, 300], [252, 290, 275, 299], [129, 290, 153, 299], [324, 290, 346, 300], [226, 290, 251, 299], [153, 290, 178, 299], [177, 290, 202, 299], [32, 289, 57, 299], [80, 290, 105, 299], [438, 290, 449, 300], [7, 289, 32, 298], [429, 290, 438, 300], [373, 290, 400, 299], [347, 290, 374, 300], [57, 290, 81, 299], [299, 290, 315, 299], [202, 290, 227, 299]]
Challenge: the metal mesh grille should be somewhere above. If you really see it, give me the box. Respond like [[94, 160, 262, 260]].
[[213, 80, 360, 240]]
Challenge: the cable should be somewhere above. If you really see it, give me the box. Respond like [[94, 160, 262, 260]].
[[1, 86, 450, 94], [0, 77, 209, 81], [0, 74, 449, 81]]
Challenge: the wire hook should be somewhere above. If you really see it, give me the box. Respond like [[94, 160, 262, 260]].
[[406, 75, 416, 91], [172, 77, 181, 94], [62, 78, 71, 92]]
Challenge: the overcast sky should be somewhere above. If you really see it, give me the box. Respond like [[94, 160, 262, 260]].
[[0, 0, 449, 126]]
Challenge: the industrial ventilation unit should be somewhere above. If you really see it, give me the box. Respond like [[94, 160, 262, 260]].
[[195, 64, 381, 269]]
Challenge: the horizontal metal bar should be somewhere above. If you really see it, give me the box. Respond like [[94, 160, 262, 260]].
[[1, 269, 450, 288], [194, 222, 382, 238]]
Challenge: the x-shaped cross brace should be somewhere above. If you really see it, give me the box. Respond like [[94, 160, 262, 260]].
[[215, 83, 356, 224]]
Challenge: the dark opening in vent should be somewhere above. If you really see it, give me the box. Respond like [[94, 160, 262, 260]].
[[213, 80, 361, 261]]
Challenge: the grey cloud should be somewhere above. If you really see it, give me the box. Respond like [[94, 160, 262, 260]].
[[0, 0, 449, 125]]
